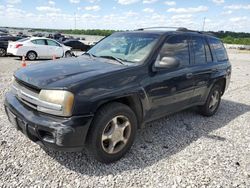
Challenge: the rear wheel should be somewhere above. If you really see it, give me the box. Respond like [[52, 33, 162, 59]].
[[26, 51, 37, 61], [87, 102, 137, 163], [199, 84, 222, 116], [0, 48, 6, 57]]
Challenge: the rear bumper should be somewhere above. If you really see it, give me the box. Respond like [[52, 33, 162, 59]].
[[7, 48, 24, 56], [4, 92, 93, 152]]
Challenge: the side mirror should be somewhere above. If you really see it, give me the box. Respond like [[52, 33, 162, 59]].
[[154, 57, 180, 70]]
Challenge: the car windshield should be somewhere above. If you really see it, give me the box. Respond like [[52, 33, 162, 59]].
[[88, 32, 160, 64]]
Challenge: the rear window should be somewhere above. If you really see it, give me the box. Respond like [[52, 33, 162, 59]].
[[31, 39, 46, 45], [17, 38, 30, 42], [208, 37, 228, 62]]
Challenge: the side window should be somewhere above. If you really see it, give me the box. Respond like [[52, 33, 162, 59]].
[[208, 38, 228, 62], [47, 40, 60, 47], [157, 35, 190, 67], [76, 41, 82, 48], [66, 41, 72, 47], [32, 39, 46, 45], [204, 40, 213, 63], [191, 36, 206, 64]]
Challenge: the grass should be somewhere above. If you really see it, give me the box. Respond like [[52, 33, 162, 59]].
[[221, 36, 250, 45]]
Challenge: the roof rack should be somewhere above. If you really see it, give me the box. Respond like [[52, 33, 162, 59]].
[[136, 27, 188, 31], [135, 27, 215, 36]]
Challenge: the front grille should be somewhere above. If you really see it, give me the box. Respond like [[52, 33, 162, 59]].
[[11, 80, 63, 115], [12, 80, 40, 111]]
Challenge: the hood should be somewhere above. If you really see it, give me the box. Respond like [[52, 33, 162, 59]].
[[14, 56, 126, 89]]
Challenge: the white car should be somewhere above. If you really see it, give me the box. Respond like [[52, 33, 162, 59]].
[[7, 37, 72, 60]]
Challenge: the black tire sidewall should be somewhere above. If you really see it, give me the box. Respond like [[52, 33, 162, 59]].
[[0, 48, 6, 57], [27, 51, 37, 61], [65, 51, 72, 57], [203, 84, 222, 116], [87, 103, 137, 163]]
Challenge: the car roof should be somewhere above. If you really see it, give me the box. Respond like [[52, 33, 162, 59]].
[[63, 39, 80, 43], [29, 37, 58, 41], [118, 28, 219, 40]]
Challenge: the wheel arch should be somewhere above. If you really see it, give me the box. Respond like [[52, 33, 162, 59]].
[[214, 77, 226, 95], [26, 50, 38, 59], [93, 94, 144, 129]]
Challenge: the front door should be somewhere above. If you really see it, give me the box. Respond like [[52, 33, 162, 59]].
[[46, 39, 64, 58], [144, 34, 195, 121]]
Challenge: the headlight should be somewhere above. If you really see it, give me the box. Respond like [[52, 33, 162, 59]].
[[38, 90, 74, 117]]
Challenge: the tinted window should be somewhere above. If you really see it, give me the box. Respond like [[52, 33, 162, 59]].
[[191, 36, 206, 64], [204, 40, 213, 63], [88, 32, 160, 63], [72, 41, 79, 48], [157, 35, 190, 67], [65, 41, 72, 46], [47, 40, 60, 46], [208, 38, 228, 62], [32, 39, 46, 45]]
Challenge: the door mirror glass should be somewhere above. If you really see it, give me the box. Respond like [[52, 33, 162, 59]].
[[155, 57, 180, 69]]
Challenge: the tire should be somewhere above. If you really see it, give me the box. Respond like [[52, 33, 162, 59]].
[[0, 48, 6, 57], [86, 102, 137, 163], [65, 51, 72, 58], [26, 51, 37, 61], [199, 84, 222, 117]]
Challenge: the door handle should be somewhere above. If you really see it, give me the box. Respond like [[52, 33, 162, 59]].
[[186, 73, 193, 79]]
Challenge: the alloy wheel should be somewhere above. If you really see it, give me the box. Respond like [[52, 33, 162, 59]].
[[0, 48, 6, 57], [101, 115, 132, 154], [209, 90, 220, 111]]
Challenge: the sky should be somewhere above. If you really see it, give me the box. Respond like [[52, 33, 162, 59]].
[[0, 0, 249, 32]]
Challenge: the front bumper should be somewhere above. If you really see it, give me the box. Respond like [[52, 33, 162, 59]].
[[4, 92, 93, 152]]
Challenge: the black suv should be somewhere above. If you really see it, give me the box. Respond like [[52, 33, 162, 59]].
[[0, 36, 22, 57], [4, 28, 231, 163]]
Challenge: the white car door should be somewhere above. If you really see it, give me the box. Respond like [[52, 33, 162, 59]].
[[30, 39, 48, 58], [46, 39, 64, 58]]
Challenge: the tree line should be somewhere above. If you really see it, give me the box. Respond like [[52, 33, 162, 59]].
[[32, 29, 250, 45]]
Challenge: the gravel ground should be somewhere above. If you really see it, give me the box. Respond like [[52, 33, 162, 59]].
[[0, 50, 250, 187]]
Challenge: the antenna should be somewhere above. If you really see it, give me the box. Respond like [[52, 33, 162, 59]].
[[202, 17, 206, 31]]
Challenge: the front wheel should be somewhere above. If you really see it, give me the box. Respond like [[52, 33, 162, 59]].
[[198, 84, 222, 116], [65, 51, 72, 58], [86, 102, 137, 163]]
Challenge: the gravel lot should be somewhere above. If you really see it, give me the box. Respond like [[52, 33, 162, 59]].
[[0, 50, 250, 187]]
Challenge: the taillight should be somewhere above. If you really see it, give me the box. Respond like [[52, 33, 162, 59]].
[[15, 44, 23, 48]]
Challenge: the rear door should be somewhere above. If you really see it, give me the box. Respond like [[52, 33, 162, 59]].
[[31, 39, 48, 57], [189, 35, 215, 103], [46, 39, 64, 57], [144, 34, 195, 121]]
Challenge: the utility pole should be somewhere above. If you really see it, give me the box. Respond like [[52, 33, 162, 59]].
[[202, 17, 206, 31], [74, 12, 76, 30]]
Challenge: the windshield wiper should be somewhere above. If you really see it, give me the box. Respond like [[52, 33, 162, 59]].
[[83, 52, 96, 58], [97, 55, 125, 65]]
